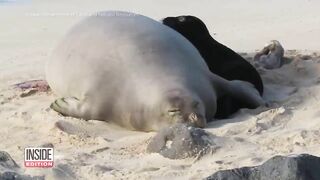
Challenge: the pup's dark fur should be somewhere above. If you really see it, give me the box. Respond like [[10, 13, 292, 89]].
[[163, 16, 264, 119]]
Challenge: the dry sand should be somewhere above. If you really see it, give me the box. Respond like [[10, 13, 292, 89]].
[[1, 0, 320, 179]]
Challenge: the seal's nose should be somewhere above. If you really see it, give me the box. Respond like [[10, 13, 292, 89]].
[[159, 17, 171, 23], [188, 113, 206, 128], [160, 17, 175, 26]]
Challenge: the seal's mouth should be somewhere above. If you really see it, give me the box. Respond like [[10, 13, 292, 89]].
[[161, 17, 177, 27]]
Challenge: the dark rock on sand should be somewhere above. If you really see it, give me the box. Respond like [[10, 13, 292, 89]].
[[0, 151, 19, 170], [0, 171, 44, 180], [147, 123, 217, 159], [207, 154, 320, 180], [52, 164, 76, 180], [0, 151, 44, 180]]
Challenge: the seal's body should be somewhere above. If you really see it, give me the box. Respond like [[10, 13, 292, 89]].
[[47, 11, 265, 131]]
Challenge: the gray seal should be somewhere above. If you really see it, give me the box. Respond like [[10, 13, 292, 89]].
[[46, 11, 265, 132]]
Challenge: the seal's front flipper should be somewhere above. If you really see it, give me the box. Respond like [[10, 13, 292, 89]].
[[50, 97, 85, 119], [208, 72, 266, 109], [228, 80, 265, 108]]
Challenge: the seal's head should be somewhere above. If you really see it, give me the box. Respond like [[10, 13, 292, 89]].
[[162, 15, 210, 43], [161, 89, 206, 128]]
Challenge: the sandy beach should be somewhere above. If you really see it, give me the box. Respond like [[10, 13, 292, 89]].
[[1, 0, 320, 179]]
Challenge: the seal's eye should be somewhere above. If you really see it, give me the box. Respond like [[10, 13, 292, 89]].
[[168, 109, 181, 116], [178, 16, 186, 22], [192, 102, 199, 108]]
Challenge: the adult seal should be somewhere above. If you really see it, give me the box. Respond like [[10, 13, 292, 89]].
[[162, 15, 264, 119], [46, 11, 265, 132]]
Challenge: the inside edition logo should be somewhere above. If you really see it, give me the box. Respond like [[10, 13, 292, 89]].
[[24, 148, 54, 168]]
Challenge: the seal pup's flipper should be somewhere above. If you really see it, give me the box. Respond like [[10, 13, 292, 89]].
[[228, 80, 265, 108], [208, 72, 265, 108], [50, 97, 89, 119]]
